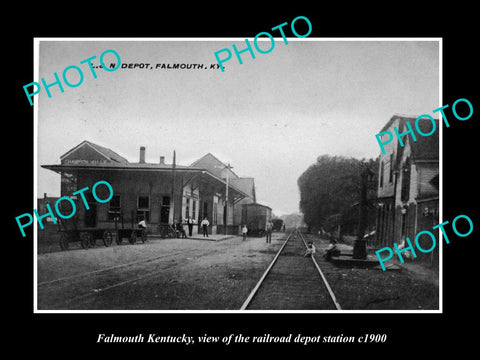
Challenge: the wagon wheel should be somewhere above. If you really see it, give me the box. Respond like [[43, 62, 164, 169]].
[[59, 232, 69, 251], [80, 232, 91, 249], [89, 233, 96, 248], [115, 230, 123, 245], [129, 230, 137, 244], [141, 229, 147, 243], [103, 231, 113, 247], [159, 226, 166, 239]]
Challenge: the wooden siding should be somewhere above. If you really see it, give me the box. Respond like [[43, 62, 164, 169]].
[[417, 164, 439, 198]]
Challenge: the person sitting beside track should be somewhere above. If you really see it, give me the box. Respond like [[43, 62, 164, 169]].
[[324, 239, 341, 261], [304, 241, 316, 257]]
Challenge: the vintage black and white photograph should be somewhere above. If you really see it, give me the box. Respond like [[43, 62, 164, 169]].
[[34, 38, 441, 312]]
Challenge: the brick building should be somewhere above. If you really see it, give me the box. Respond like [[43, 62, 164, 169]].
[[42, 141, 251, 236], [375, 115, 439, 265]]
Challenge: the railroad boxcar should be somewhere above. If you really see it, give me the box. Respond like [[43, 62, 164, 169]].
[[241, 203, 272, 237], [272, 218, 284, 231]]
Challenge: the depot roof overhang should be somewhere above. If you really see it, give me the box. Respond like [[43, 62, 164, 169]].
[[41, 163, 250, 200]]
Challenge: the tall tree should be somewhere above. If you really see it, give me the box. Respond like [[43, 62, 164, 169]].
[[297, 155, 377, 230]]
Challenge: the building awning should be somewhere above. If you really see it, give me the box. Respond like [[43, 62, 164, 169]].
[[41, 163, 250, 200]]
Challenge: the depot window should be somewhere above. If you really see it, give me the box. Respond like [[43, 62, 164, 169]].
[[213, 196, 218, 225], [401, 158, 411, 202], [185, 198, 190, 219], [160, 196, 170, 224], [192, 200, 197, 221], [137, 195, 150, 221], [379, 161, 384, 188], [108, 195, 121, 221], [389, 153, 394, 183]]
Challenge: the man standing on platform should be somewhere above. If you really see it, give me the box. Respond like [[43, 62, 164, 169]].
[[266, 220, 273, 243], [201, 217, 210, 238], [242, 224, 248, 241], [186, 215, 194, 237]]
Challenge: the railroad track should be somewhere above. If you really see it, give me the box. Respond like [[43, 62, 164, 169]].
[[240, 230, 341, 310]]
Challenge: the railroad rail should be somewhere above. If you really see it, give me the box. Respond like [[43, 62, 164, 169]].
[[240, 230, 341, 310]]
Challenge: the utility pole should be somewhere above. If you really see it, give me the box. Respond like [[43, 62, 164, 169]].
[[225, 163, 233, 235], [353, 163, 372, 260], [171, 150, 176, 225]]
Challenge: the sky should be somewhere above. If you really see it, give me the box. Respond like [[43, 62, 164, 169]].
[[36, 39, 440, 215]]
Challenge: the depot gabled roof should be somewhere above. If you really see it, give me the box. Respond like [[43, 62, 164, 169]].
[[190, 152, 240, 179], [42, 140, 250, 199], [60, 140, 129, 164]]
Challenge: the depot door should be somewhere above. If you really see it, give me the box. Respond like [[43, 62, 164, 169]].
[[84, 194, 97, 227], [160, 196, 170, 224]]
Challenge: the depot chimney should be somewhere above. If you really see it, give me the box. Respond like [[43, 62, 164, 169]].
[[159, 156, 165, 165], [139, 146, 146, 163]]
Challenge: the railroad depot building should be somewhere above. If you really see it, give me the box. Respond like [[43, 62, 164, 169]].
[[375, 115, 439, 265], [41, 140, 265, 236]]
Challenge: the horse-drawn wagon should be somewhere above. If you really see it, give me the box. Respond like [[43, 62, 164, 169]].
[[57, 217, 114, 250], [113, 212, 147, 245]]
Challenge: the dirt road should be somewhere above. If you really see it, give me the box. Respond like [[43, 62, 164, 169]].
[[37, 232, 439, 311], [37, 234, 285, 310]]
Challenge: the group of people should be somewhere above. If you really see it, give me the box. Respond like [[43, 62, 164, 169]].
[[172, 216, 199, 239], [139, 216, 339, 259], [303, 240, 340, 258], [170, 217, 212, 238], [137, 216, 200, 238], [239, 220, 274, 242], [178, 216, 210, 238], [139, 217, 290, 246]]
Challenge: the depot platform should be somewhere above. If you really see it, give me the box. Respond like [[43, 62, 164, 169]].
[[184, 234, 236, 242], [329, 251, 392, 269], [148, 234, 236, 242]]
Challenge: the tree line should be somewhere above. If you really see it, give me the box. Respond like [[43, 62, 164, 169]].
[[297, 155, 378, 236]]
